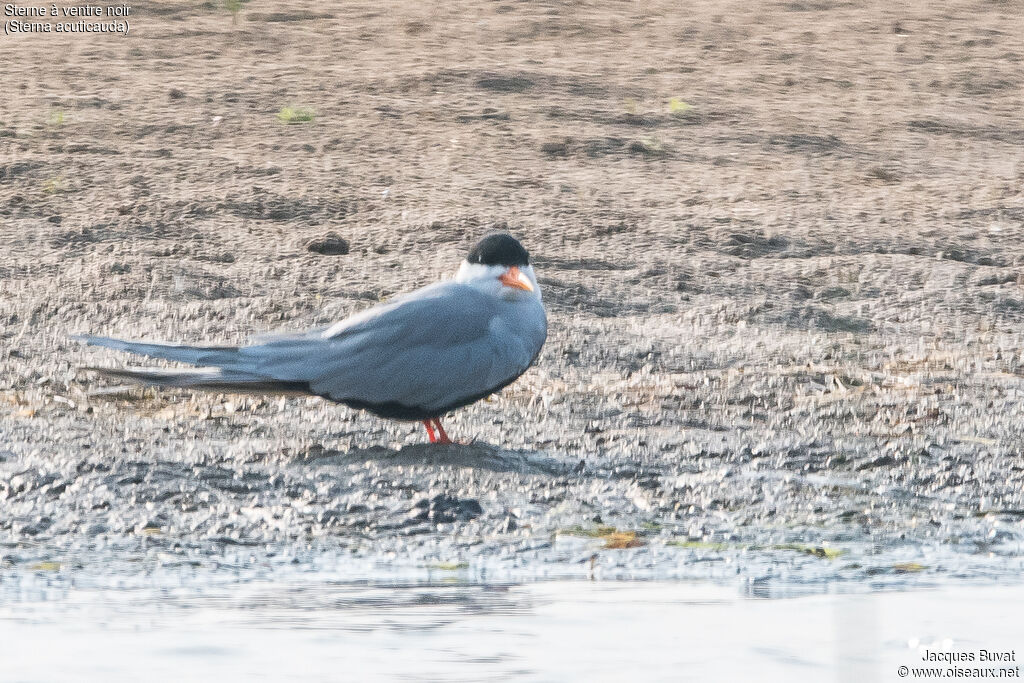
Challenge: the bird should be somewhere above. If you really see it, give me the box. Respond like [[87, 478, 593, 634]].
[[74, 233, 547, 445]]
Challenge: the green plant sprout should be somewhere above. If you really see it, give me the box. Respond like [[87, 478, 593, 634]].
[[224, 0, 242, 24], [42, 175, 65, 194], [669, 97, 693, 116], [277, 106, 316, 124]]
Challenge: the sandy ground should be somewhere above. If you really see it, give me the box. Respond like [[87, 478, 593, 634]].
[[2, 0, 1024, 584]]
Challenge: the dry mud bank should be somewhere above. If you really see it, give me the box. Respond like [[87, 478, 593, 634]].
[[2, 0, 1024, 588]]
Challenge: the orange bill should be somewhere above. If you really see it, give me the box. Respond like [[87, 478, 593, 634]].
[[498, 266, 533, 292]]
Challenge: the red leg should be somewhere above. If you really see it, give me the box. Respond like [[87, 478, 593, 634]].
[[421, 420, 437, 443], [432, 418, 452, 445]]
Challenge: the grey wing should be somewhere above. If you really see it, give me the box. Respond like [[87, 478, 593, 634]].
[[238, 282, 544, 412]]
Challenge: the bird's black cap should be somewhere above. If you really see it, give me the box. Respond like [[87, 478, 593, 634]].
[[467, 233, 530, 267]]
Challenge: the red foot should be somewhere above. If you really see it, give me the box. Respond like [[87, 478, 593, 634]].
[[421, 420, 437, 443], [433, 418, 452, 444], [421, 418, 451, 444]]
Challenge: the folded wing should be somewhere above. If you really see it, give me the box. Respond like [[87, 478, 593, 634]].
[[76, 281, 546, 417]]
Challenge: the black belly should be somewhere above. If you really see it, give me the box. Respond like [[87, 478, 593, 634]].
[[321, 370, 526, 421]]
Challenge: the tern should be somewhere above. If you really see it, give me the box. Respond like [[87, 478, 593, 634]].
[[74, 233, 547, 444]]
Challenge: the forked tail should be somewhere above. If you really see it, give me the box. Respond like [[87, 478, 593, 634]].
[[74, 335, 314, 396]]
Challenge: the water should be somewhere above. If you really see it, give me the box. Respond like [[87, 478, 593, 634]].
[[2, 563, 1022, 682]]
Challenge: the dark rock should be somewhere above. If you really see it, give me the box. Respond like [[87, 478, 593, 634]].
[[306, 233, 350, 256], [541, 139, 571, 157], [408, 495, 483, 524], [476, 75, 534, 93]]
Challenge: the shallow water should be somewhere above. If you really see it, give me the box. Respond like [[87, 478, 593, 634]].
[[2, 559, 1023, 682]]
